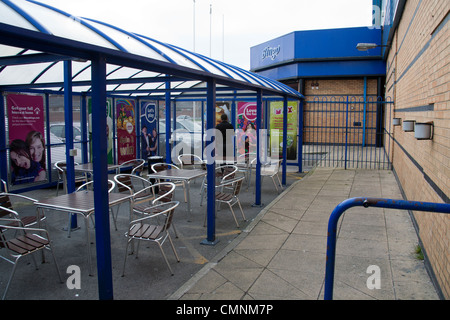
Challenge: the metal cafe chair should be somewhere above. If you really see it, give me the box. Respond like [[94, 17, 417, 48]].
[[0, 193, 45, 229], [113, 174, 155, 228], [117, 159, 145, 176], [66, 179, 115, 235], [54, 161, 88, 196], [208, 176, 246, 228], [132, 182, 179, 238], [150, 162, 187, 203], [0, 209, 62, 300], [260, 159, 283, 193], [122, 201, 180, 276], [177, 154, 205, 170], [199, 164, 238, 206]]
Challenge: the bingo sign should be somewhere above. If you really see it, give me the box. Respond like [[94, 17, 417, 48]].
[[144, 102, 156, 124]]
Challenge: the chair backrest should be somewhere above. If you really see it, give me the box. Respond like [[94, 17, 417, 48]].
[[231, 177, 244, 196], [152, 182, 176, 203], [76, 180, 115, 193], [0, 195, 13, 219], [151, 162, 180, 173], [177, 154, 203, 169], [118, 159, 145, 175], [217, 165, 238, 182], [1, 179, 8, 193]]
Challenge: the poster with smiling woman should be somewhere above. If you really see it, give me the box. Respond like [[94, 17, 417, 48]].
[[6, 93, 47, 185]]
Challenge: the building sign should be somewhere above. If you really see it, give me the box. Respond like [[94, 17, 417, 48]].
[[262, 45, 281, 61], [116, 98, 136, 164], [6, 93, 47, 185]]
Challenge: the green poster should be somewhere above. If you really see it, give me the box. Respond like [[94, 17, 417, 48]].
[[88, 97, 113, 164], [269, 101, 298, 160]]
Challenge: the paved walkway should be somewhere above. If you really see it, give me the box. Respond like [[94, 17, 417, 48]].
[[170, 167, 439, 300]]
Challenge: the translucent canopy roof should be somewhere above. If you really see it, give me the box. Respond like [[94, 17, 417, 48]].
[[0, 0, 303, 99]]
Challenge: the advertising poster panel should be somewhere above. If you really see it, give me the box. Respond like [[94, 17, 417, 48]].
[[236, 102, 257, 155], [140, 101, 158, 159], [88, 97, 113, 163], [270, 101, 298, 160], [6, 93, 47, 185], [116, 98, 136, 164]]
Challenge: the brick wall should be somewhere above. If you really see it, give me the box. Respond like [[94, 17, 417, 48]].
[[302, 78, 379, 145], [385, 0, 450, 299]]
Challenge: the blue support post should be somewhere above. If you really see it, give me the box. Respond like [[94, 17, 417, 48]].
[[297, 98, 303, 173], [324, 197, 450, 300], [254, 90, 262, 206], [165, 80, 171, 163], [91, 56, 114, 300], [80, 94, 88, 164], [0, 92, 7, 188], [202, 79, 218, 245], [362, 77, 367, 148], [282, 96, 288, 186], [64, 61, 78, 230]]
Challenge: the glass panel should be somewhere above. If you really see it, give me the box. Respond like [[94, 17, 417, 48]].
[[0, 2, 37, 31], [19, 1, 116, 49]]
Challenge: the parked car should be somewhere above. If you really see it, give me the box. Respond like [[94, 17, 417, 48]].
[[49, 122, 82, 142], [158, 117, 204, 158]]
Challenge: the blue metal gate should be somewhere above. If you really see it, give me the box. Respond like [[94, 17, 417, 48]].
[[302, 96, 394, 170]]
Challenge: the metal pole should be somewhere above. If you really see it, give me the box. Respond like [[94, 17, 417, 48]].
[[165, 80, 171, 163], [324, 197, 450, 300], [254, 90, 262, 206], [203, 79, 217, 245], [282, 96, 288, 186], [64, 61, 78, 230], [91, 56, 114, 300]]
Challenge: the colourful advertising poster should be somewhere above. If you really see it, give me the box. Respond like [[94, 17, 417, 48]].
[[269, 101, 298, 160], [140, 101, 158, 159], [236, 102, 257, 155], [88, 97, 113, 164], [6, 93, 47, 185], [215, 102, 231, 126], [116, 98, 136, 164]]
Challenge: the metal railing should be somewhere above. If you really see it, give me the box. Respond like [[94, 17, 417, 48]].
[[324, 197, 450, 300]]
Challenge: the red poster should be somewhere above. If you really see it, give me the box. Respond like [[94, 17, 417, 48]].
[[7, 93, 47, 185], [116, 98, 136, 164], [236, 102, 257, 155]]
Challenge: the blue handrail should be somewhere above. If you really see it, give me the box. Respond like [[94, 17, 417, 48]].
[[324, 197, 450, 300]]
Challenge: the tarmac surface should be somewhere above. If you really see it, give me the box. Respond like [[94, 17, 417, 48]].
[[0, 166, 440, 300]]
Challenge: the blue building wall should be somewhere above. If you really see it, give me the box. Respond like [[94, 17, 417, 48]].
[[250, 27, 386, 81]]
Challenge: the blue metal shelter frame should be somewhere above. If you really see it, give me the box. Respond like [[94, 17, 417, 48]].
[[0, 0, 302, 299]]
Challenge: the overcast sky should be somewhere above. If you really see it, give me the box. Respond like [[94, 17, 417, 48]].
[[35, 0, 373, 69]]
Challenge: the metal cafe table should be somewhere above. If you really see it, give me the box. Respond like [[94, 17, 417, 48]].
[[148, 168, 206, 220], [35, 191, 131, 275], [74, 163, 121, 176]]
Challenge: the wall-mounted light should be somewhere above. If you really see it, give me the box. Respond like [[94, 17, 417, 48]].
[[356, 43, 390, 51], [415, 122, 434, 140], [402, 120, 415, 132], [311, 81, 319, 90], [393, 118, 401, 126]]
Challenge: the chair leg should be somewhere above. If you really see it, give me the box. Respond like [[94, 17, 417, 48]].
[[122, 239, 131, 277], [157, 243, 174, 275], [236, 199, 246, 222], [46, 246, 63, 283], [2, 259, 19, 300], [228, 203, 240, 228]]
